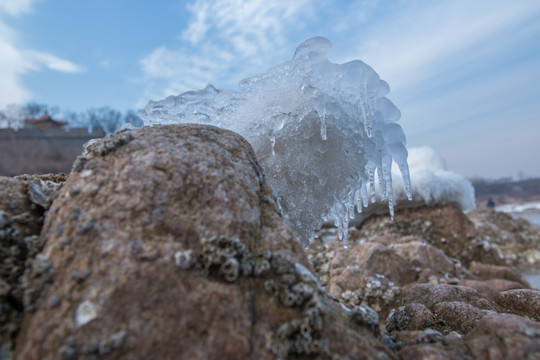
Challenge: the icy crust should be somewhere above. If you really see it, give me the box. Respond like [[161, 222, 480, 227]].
[[138, 37, 411, 247]]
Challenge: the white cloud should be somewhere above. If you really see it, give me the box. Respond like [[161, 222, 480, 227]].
[[0, 0, 83, 108], [139, 0, 315, 103], [0, 0, 40, 16], [24, 50, 84, 73]]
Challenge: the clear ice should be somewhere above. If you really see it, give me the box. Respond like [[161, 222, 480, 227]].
[[138, 37, 412, 248]]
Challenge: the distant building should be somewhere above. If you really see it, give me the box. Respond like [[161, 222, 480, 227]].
[[0, 119, 105, 176], [25, 112, 68, 131]]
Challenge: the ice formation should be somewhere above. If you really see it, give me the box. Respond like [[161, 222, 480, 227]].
[[391, 147, 475, 211], [138, 37, 411, 247], [356, 147, 475, 225]]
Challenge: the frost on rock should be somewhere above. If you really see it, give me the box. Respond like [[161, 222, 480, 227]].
[[138, 37, 411, 247]]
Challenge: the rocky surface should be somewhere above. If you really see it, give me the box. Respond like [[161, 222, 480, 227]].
[[0, 173, 66, 359], [307, 203, 540, 358], [14, 125, 392, 360], [467, 209, 540, 272], [2, 124, 540, 359]]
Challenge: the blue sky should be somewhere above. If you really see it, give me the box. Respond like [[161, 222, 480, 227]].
[[1, 0, 539, 179]]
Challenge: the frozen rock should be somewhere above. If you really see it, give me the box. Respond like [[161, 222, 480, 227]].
[[391, 147, 475, 212], [138, 37, 411, 247], [15, 125, 394, 360]]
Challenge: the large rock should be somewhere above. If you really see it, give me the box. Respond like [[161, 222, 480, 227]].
[[15, 125, 393, 360]]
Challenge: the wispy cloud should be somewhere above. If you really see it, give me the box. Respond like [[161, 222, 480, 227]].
[[139, 0, 314, 103], [0, 0, 83, 108], [347, 0, 540, 91]]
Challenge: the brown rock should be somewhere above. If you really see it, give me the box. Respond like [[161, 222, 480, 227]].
[[0, 174, 66, 358], [494, 289, 540, 320], [464, 314, 540, 359], [329, 242, 416, 286], [15, 125, 394, 360], [385, 303, 435, 332], [398, 342, 471, 360], [356, 203, 495, 267], [326, 266, 402, 318], [395, 329, 471, 359], [433, 301, 496, 334], [392, 241, 455, 276], [468, 208, 540, 270], [306, 239, 416, 318], [400, 283, 500, 312], [469, 261, 530, 286], [459, 278, 528, 299]]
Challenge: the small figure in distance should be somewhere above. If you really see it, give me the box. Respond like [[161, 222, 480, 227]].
[[487, 198, 495, 209]]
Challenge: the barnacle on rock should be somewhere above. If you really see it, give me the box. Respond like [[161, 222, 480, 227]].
[[83, 129, 134, 157], [220, 258, 240, 282], [75, 300, 98, 327], [279, 288, 300, 307], [174, 249, 196, 270], [240, 255, 254, 276], [254, 258, 271, 277]]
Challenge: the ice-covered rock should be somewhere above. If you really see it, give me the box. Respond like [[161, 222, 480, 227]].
[[138, 37, 411, 247], [390, 147, 475, 211]]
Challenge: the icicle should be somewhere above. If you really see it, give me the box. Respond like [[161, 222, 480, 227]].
[[369, 169, 376, 203], [334, 213, 343, 240], [361, 183, 369, 208], [388, 196, 395, 221], [320, 107, 327, 140], [360, 82, 372, 137], [270, 136, 276, 156], [377, 168, 386, 201], [398, 161, 413, 201], [355, 189, 363, 213], [347, 191, 355, 219], [342, 213, 349, 248]]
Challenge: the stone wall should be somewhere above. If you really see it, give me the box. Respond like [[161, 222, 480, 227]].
[[0, 127, 105, 176]]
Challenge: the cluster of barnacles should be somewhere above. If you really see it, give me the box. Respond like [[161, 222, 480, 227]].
[[173, 235, 333, 359], [173, 235, 270, 282], [268, 305, 329, 359], [263, 260, 332, 359]]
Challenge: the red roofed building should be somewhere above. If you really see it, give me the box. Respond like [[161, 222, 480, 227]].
[[25, 112, 68, 131]]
